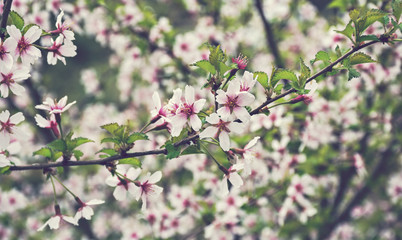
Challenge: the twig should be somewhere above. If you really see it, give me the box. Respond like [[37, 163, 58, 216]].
[[254, 0, 284, 68], [0, 0, 13, 40]]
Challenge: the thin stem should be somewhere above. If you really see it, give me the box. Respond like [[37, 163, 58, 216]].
[[52, 175, 77, 198], [139, 121, 152, 133], [50, 176, 58, 205], [267, 101, 292, 109], [200, 142, 225, 172]]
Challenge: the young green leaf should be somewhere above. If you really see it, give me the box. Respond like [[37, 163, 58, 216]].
[[299, 58, 311, 86], [165, 141, 181, 159], [311, 51, 331, 65], [350, 52, 376, 65], [101, 137, 120, 144], [191, 60, 216, 75], [253, 71, 269, 88], [392, 0, 402, 22], [127, 132, 149, 143], [181, 145, 203, 155], [9, 11, 24, 30], [47, 139, 66, 152], [33, 147, 53, 159], [0, 166, 11, 175], [73, 150, 84, 161], [359, 35, 379, 42], [101, 123, 120, 135], [119, 157, 141, 167], [348, 68, 361, 81], [361, 9, 387, 32], [335, 21, 355, 43], [74, 137, 94, 147], [272, 69, 298, 84], [97, 148, 118, 157], [219, 62, 233, 75]]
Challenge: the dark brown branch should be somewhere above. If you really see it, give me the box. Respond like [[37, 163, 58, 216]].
[[254, 0, 284, 68], [0, 0, 13, 40]]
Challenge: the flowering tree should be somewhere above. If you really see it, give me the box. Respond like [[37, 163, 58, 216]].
[[0, 0, 401, 239]]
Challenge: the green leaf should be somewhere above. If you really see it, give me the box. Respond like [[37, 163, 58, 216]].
[[119, 157, 141, 167], [191, 60, 216, 75], [392, 0, 402, 22], [348, 68, 361, 80], [299, 58, 311, 86], [272, 69, 298, 84], [335, 21, 355, 43], [9, 11, 24, 30], [73, 150, 84, 161], [274, 84, 284, 95], [311, 51, 331, 65], [361, 9, 388, 32], [113, 125, 126, 140], [181, 145, 202, 155], [253, 71, 269, 88], [33, 147, 52, 158], [349, 9, 360, 22], [101, 123, 120, 135], [165, 141, 181, 159], [127, 132, 149, 143], [48, 139, 66, 152], [97, 148, 118, 157], [74, 137, 94, 147], [328, 0, 348, 10], [359, 34, 379, 42], [350, 52, 376, 65], [101, 137, 120, 144], [0, 166, 11, 175]]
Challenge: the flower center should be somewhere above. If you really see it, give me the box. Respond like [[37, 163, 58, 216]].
[[214, 119, 230, 138], [1, 73, 14, 86], [180, 103, 194, 117], [225, 96, 239, 112], [0, 119, 15, 134], [0, 45, 7, 60], [17, 36, 30, 55]]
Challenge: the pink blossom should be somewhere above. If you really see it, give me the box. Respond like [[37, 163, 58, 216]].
[[0, 110, 24, 149], [51, 10, 75, 43], [34, 114, 60, 137], [6, 25, 42, 65], [170, 85, 206, 137], [233, 136, 260, 176], [290, 80, 318, 105], [220, 163, 244, 196], [47, 36, 77, 65], [0, 38, 17, 70], [216, 80, 255, 123], [131, 171, 163, 211], [0, 63, 30, 98], [105, 167, 141, 201], [237, 71, 257, 92], [35, 96, 76, 114], [37, 205, 78, 231], [151, 91, 167, 121], [74, 198, 104, 221], [353, 153, 367, 178], [232, 54, 248, 69], [199, 113, 244, 151]]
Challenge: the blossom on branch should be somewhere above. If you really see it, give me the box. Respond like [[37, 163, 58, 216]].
[[131, 171, 163, 211], [6, 25, 42, 65], [35, 96, 76, 114], [34, 114, 60, 138], [37, 205, 78, 231], [170, 85, 206, 137], [216, 79, 255, 123], [0, 38, 17, 70], [51, 10, 75, 43], [0, 110, 25, 149], [47, 36, 77, 65], [74, 198, 104, 221], [0, 63, 30, 98], [105, 167, 141, 201], [199, 113, 244, 151]]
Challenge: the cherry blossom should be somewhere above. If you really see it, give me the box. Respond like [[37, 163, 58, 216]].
[[216, 80, 255, 123], [34, 114, 60, 137], [232, 136, 260, 176], [6, 25, 42, 65], [105, 167, 141, 201], [232, 54, 248, 69], [35, 96, 76, 114], [290, 80, 318, 105], [353, 153, 367, 178], [0, 38, 17, 70], [0, 110, 25, 149], [51, 10, 75, 43], [47, 36, 77, 65], [151, 91, 167, 122], [37, 208, 78, 231], [74, 198, 104, 221], [199, 113, 244, 151], [237, 71, 257, 92], [170, 85, 206, 137], [131, 171, 163, 211], [0, 63, 30, 98], [220, 163, 244, 196]]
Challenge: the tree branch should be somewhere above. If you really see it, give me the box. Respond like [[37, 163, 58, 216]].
[[0, 0, 13, 40], [254, 0, 284, 68], [7, 40, 381, 172]]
